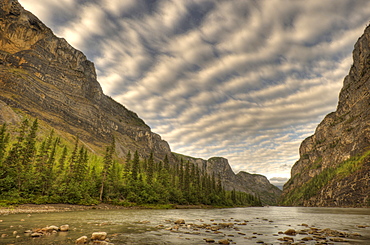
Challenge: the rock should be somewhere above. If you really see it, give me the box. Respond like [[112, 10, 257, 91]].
[[283, 229, 296, 235], [330, 237, 346, 242], [45, 225, 59, 232], [91, 232, 107, 241], [76, 236, 88, 244], [174, 219, 185, 224], [1, 234, 7, 238], [357, 225, 369, 228], [301, 236, 313, 241], [91, 241, 112, 245], [60, 225, 69, 231], [204, 238, 215, 243], [30, 232, 43, 237], [218, 239, 230, 244], [281, 25, 370, 207], [278, 237, 294, 242]]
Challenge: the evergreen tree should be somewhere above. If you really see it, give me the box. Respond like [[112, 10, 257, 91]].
[[131, 150, 140, 181], [100, 138, 115, 201], [5, 118, 29, 192], [0, 123, 9, 164], [147, 152, 154, 184]]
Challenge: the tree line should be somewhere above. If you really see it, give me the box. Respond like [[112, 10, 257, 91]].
[[0, 119, 262, 207]]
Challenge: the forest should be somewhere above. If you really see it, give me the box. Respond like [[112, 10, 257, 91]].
[[0, 118, 262, 207]]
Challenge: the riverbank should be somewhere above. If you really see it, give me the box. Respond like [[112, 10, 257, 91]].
[[0, 203, 221, 215]]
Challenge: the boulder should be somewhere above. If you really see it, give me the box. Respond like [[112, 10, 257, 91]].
[[91, 232, 107, 241], [30, 232, 43, 237], [76, 236, 88, 244], [60, 225, 69, 231]]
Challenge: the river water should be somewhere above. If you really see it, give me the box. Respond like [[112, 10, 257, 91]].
[[0, 207, 369, 244]]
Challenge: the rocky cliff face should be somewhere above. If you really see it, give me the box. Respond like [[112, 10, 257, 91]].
[[0, 0, 172, 160], [281, 26, 370, 207], [176, 155, 282, 205]]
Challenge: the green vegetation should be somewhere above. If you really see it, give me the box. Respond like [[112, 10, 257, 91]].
[[0, 119, 262, 207], [281, 150, 370, 206]]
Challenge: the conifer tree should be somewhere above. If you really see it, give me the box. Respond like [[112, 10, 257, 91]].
[[100, 138, 115, 201], [147, 152, 154, 184], [0, 123, 9, 164], [131, 150, 140, 181]]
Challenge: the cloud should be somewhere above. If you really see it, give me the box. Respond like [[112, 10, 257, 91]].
[[18, 0, 370, 185]]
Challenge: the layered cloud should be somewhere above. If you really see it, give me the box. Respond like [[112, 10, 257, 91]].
[[19, 0, 370, 186]]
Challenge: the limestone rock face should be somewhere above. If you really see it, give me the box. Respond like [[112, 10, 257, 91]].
[[0, 0, 172, 161], [177, 155, 282, 205], [281, 26, 370, 207]]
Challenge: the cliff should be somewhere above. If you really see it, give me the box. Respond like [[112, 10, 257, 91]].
[[175, 154, 282, 205], [280, 25, 370, 207], [0, 0, 172, 161]]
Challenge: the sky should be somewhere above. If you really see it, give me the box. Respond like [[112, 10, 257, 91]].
[[19, 0, 370, 187]]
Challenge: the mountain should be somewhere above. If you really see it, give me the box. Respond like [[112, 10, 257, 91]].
[[0, 0, 280, 203], [280, 25, 370, 207], [0, 0, 172, 162], [174, 154, 282, 205]]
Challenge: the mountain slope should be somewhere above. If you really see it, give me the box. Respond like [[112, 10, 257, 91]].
[[0, 0, 280, 203], [280, 25, 370, 207], [0, 0, 172, 161]]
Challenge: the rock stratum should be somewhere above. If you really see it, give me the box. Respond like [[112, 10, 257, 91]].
[[0, 0, 280, 204], [281, 25, 370, 207]]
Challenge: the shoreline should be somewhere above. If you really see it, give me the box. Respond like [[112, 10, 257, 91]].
[[0, 203, 220, 215]]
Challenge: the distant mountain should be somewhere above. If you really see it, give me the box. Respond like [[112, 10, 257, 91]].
[[280, 25, 370, 207], [0, 0, 279, 204], [175, 154, 282, 205]]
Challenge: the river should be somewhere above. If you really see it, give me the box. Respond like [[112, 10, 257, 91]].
[[0, 206, 369, 244]]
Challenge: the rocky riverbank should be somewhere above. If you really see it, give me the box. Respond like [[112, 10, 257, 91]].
[[0, 203, 130, 215], [0, 203, 220, 215]]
